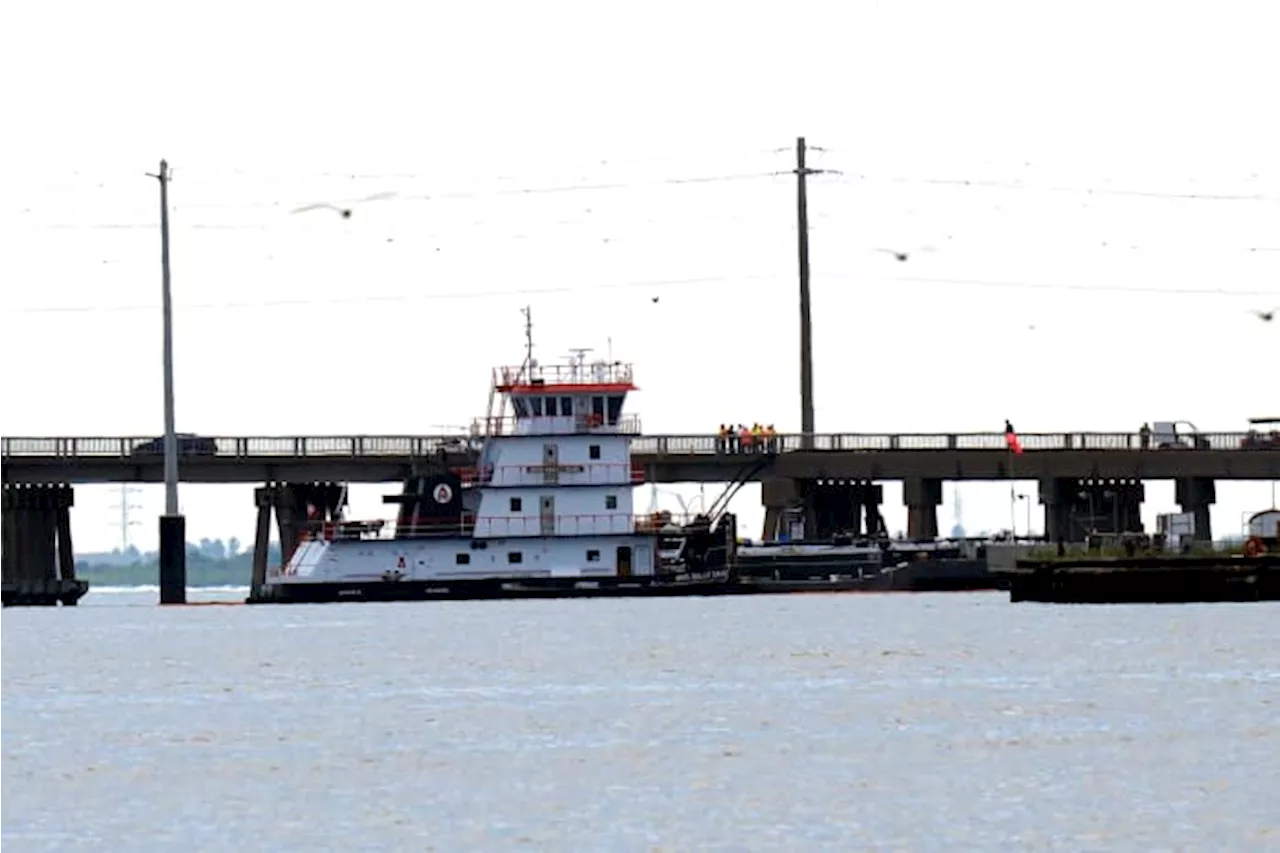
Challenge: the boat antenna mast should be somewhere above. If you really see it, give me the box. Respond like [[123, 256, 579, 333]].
[[567, 347, 592, 381], [485, 306, 534, 435], [519, 305, 535, 382]]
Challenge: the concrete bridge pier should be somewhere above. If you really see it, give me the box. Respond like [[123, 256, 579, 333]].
[[250, 482, 348, 590], [1, 484, 87, 606], [1039, 478, 1074, 543], [806, 479, 884, 540], [760, 477, 804, 542], [1175, 477, 1215, 542], [903, 478, 942, 540], [1039, 477, 1144, 541]]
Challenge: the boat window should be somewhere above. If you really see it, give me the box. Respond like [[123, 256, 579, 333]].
[[592, 396, 605, 419], [455, 553, 470, 565], [589, 444, 601, 460], [606, 395, 624, 425], [605, 495, 618, 510], [510, 497, 522, 512], [512, 398, 529, 418], [560, 396, 573, 416], [586, 549, 600, 561], [531, 397, 544, 416], [508, 551, 523, 564]]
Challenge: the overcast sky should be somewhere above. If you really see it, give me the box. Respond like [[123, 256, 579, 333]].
[[3, 0, 1277, 554]]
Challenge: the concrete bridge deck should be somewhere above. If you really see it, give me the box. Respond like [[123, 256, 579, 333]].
[[3, 432, 1278, 484]]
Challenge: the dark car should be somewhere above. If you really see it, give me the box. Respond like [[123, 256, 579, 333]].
[[129, 433, 218, 456]]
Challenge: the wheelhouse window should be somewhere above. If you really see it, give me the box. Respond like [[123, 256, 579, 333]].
[[606, 395, 624, 425], [531, 397, 544, 416], [560, 396, 573, 416]]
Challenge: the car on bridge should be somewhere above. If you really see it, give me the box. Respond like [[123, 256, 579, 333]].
[[129, 433, 218, 457], [1241, 418, 1280, 450]]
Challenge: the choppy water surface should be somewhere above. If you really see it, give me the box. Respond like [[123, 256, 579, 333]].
[[4, 590, 1278, 851]]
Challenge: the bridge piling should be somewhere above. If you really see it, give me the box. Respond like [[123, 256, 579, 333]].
[[1175, 477, 1216, 542], [1040, 477, 1145, 541], [250, 482, 349, 596], [904, 478, 942, 540], [1, 484, 87, 607]]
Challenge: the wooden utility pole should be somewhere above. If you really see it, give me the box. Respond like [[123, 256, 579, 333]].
[[794, 137, 826, 448]]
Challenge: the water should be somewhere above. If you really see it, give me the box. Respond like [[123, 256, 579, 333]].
[[4, 591, 1278, 851]]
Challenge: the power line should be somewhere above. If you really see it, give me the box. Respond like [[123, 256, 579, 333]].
[[10, 169, 781, 212], [0, 274, 782, 314], [830, 173, 1280, 203], [819, 272, 1280, 299], [5, 272, 1275, 316]]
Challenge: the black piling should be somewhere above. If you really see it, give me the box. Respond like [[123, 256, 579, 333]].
[[158, 514, 187, 604]]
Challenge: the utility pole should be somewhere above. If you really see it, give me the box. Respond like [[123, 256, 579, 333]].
[[147, 159, 185, 604], [794, 137, 828, 449]]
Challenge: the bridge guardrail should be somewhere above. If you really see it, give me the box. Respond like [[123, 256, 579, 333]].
[[0, 432, 1268, 459]]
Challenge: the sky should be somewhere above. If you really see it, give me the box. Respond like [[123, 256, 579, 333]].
[[2, 0, 1277, 554]]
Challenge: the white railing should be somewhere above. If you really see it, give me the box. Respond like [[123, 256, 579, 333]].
[[494, 361, 634, 388], [299, 511, 704, 541], [471, 413, 643, 437]]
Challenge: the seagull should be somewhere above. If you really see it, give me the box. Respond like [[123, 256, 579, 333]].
[[875, 246, 937, 263], [651, 296, 660, 304], [291, 202, 353, 217], [290, 192, 399, 218], [1252, 307, 1277, 322]]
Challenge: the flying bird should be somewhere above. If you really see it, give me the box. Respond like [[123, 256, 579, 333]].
[[1252, 307, 1277, 322], [290, 192, 399, 218], [875, 246, 937, 262], [291, 202, 353, 217]]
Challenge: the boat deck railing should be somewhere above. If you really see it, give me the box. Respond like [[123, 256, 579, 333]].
[[303, 512, 707, 542]]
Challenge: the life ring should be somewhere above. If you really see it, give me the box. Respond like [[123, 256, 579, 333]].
[[1243, 536, 1266, 557]]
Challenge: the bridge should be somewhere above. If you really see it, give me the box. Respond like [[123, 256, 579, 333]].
[[4, 431, 1279, 604], [4, 430, 1278, 483]]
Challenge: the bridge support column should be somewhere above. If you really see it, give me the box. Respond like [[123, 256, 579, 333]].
[[1175, 477, 1215, 543], [1, 484, 86, 607], [760, 478, 802, 542], [1039, 478, 1074, 543], [251, 482, 349, 594], [903, 478, 942, 540], [803, 479, 883, 540], [1040, 477, 1144, 542]]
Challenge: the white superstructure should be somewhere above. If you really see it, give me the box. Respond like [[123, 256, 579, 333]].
[[262, 346, 688, 592]]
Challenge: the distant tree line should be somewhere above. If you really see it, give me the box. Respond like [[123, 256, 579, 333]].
[[75, 538, 282, 587]]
